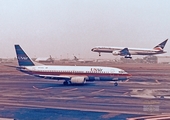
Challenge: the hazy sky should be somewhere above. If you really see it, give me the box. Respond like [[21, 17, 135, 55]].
[[0, 0, 170, 59]]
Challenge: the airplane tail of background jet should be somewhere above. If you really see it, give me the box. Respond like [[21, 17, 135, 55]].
[[15, 45, 35, 66], [153, 39, 168, 50], [74, 56, 79, 61]]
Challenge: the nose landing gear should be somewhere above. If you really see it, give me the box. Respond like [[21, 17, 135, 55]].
[[114, 82, 118, 86], [63, 81, 71, 85]]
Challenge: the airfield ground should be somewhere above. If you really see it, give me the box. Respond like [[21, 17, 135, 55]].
[[0, 62, 170, 120]]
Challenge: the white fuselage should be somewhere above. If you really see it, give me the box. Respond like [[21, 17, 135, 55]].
[[91, 46, 166, 56], [20, 65, 130, 81]]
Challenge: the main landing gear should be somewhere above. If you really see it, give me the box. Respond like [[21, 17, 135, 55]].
[[99, 52, 101, 56], [63, 81, 71, 85], [125, 55, 132, 59], [114, 82, 118, 86]]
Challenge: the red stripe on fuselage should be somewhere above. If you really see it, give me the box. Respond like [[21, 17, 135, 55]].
[[24, 70, 130, 77]]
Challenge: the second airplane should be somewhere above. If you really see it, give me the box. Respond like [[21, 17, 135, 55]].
[[91, 39, 168, 58]]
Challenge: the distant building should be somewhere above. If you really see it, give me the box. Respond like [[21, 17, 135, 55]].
[[0, 58, 14, 63], [156, 56, 170, 64], [143, 56, 157, 63]]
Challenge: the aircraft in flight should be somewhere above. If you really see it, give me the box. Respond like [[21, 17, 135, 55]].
[[14, 45, 130, 86], [91, 39, 168, 58]]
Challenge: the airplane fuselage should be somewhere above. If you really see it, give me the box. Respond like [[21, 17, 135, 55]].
[[20, 65, 130, 81], [91, 46, 166, 56]]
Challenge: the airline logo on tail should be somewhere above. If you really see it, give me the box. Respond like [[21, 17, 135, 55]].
[[153, 39, 168, 51], [15, 45, 35, 66], [18, 56, 29, 60]]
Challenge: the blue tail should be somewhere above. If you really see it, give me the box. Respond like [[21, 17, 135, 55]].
[[15, 45, 35, 66], [154, 39, 168, 50]]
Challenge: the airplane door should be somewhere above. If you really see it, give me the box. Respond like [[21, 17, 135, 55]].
[[110, 69, 115, 76]]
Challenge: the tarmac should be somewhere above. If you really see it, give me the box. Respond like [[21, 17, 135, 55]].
[[0, 62, 170, 120]]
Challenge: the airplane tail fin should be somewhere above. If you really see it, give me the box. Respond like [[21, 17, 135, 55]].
[[49, 55, 54, 63], [15, 45, 35, 66], [153, 39, 168, 50], [74, 56, 79, 61]]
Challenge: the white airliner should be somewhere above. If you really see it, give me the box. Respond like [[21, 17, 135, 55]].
[[14, 45, 130, 86], [91, 39, 168, 58], [73, 56, 85, 62], [73, 56, 94, 63]]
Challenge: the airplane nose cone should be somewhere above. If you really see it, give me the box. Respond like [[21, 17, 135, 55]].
[[91, 48, 94, 51], [127, 73, 132, 77]]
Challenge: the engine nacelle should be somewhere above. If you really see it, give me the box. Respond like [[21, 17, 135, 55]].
[[112, 51, 120, 55], [70, 77, 86, 84]]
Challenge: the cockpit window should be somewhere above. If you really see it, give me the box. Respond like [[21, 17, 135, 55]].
[[119, 70, 125, 73]]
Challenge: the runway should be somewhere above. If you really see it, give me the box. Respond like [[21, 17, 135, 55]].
[[0, 63, 170, 120]]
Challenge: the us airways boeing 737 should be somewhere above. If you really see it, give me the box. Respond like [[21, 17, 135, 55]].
[[91, 39, 168, 58], [14, 45, 130, 86]]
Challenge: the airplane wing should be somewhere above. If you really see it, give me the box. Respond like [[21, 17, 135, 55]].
[[35, 75, 71, 80], [34, 74, 88, 80], [34, 74, 88, 85], [120, 48, 132, 58]]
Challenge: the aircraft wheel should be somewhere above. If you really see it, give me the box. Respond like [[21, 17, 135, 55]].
[[63, 81, 69, 85], [114, 82, 118, 86], [160, 96, 164, 99]]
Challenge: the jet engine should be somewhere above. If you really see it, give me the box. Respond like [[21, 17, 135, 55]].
[[112, 51, 120, 55], [70, 77, 86, 84]]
